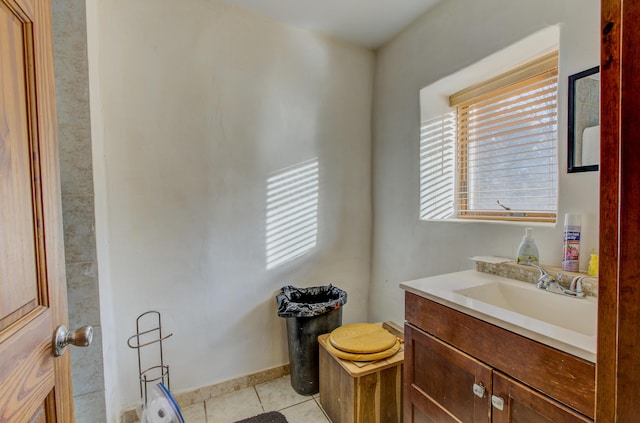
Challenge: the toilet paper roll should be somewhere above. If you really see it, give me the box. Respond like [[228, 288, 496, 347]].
[[144, 397, 174, 423], [582, 125, 600, 166]]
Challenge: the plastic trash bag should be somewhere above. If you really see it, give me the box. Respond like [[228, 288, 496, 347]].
[[136, 382, 184, 423], [276, 284, 347, 318]]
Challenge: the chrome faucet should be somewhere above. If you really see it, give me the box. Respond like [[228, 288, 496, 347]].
[[523, 262, 586, 298], [566, 275, 598, 298], [524, 262, 558, 289]]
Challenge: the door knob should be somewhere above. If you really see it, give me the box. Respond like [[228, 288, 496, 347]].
[[52, 325, 93, 356]]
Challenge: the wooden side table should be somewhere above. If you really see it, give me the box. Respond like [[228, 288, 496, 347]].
[[318, 322, 404, 423]]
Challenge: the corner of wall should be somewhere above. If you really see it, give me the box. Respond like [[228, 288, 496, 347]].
[[85, 0, 120, 420]]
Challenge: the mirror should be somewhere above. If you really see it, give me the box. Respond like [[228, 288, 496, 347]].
[[568, 66, 600, 173]]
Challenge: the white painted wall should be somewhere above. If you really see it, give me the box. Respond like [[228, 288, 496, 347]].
[[87, 0, 601, 415], [88, 0, 374, 412], [369, 0, 600, 324], [86, 0, 119, 419]]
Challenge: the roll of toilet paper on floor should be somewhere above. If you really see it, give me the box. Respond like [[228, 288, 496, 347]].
[[144, 397, 174, 423], [582, 125, 600, 166]]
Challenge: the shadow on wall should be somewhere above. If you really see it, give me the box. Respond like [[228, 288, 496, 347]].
[[266, 158, 319, 270], [420, 112, 456, 220]]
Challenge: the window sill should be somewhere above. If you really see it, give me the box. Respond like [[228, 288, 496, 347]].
[[420, 218, 557, 228]]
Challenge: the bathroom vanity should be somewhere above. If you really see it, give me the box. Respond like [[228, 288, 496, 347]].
[[401, 270, 596, 422]]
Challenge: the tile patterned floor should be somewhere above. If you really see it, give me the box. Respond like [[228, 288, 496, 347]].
[[176, 376, 332, 423]]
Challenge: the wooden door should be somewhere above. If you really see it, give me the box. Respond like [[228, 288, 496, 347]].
[[404, 324, 492, 423], [491, 372, 591, 423], [0, 0, 73, 421]]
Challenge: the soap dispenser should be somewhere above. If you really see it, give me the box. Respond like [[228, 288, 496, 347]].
[[516, 228, 539, 264]]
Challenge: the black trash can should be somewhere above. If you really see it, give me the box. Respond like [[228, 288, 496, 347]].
[[276, 285, 347, 395]]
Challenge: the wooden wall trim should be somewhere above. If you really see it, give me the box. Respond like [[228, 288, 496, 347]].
[[597, 0, 640, 420], [596, 0, 620, 421], [615, 1, 640, 419]]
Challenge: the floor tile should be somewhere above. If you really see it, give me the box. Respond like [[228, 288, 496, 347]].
[[314, 397, 333, 423], [280, 399, 331, 423], [74, 390, 107, 423], [206, 387, 263, 423], [180, 402, 207, 423], [126, 374, 335, 423], [255, 376, 311, 411]]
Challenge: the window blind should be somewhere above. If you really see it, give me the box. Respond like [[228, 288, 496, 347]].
[[452, 53, 558, 222]]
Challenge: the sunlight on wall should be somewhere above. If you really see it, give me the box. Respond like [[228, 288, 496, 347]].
[[266, 158, 319, 269], [419, 112, 456, 220]]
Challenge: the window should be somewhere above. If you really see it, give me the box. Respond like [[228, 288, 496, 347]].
[[420, 52, 559, 223]]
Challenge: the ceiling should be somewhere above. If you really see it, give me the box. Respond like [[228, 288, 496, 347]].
[[220, 0, 442, 49]]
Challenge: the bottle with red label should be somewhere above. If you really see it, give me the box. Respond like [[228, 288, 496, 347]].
[[562, 213, 581, 272]]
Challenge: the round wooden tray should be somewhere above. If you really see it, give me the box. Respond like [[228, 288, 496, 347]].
[[324, 337, 401, 361], [329, 323, 397, 354]]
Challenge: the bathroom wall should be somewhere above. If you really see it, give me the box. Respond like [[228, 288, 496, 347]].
[[51, 0, 106, 421], [369, 0, 600, 324], [87, 0, 374, 412]]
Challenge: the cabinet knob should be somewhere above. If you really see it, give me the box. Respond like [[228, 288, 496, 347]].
[[491, 395, 505, 411], [472, 383, 486, 398]]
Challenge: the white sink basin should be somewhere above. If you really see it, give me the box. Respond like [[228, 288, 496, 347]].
[[400, 270, 598, 362], [454, 281, 597, 337]]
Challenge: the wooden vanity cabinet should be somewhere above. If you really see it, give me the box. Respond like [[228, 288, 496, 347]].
[[404, 292, 595, 423]]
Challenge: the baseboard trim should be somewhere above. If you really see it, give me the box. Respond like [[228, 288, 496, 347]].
[[121, 363, 290, 423]]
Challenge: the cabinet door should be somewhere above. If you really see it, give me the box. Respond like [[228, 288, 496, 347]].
[[491, 372, 592, 423], [405, 324, 492, 422]]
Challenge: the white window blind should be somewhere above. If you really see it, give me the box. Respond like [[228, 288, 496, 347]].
[[451, 52, 558, 222]]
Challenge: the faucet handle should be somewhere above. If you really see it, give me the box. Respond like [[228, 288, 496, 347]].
[[537, 272, 555, 289], [570, 276, 584, 294]]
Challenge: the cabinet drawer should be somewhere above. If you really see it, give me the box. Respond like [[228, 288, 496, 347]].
[[405, 291, 595, 419]]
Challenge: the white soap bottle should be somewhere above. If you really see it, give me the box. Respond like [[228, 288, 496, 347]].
[[516, 228, 539, 264]]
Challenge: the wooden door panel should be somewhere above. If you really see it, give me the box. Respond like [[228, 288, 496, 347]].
[[32, 405, 47, 423], [0, 0, 42, 332], [0, 0, 72, 421], [0, 310, 54, 422]]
